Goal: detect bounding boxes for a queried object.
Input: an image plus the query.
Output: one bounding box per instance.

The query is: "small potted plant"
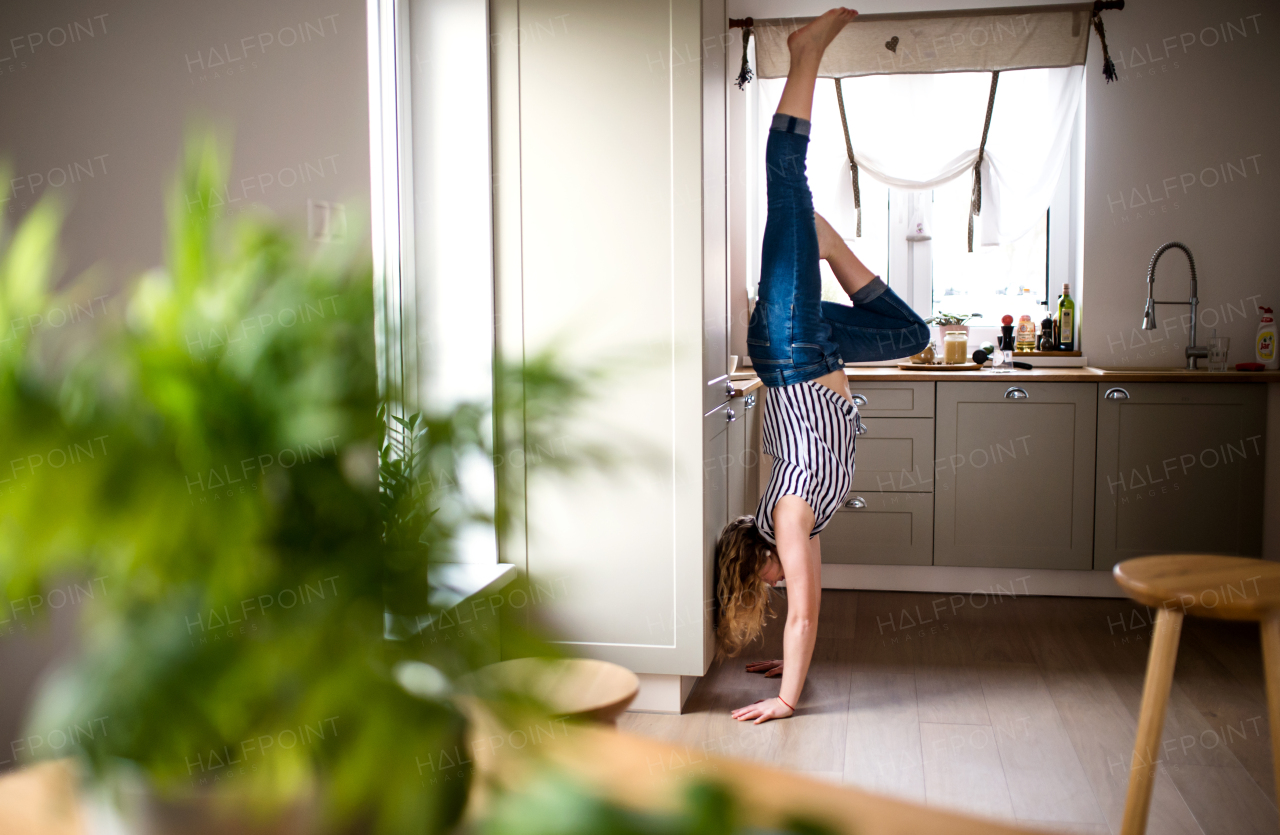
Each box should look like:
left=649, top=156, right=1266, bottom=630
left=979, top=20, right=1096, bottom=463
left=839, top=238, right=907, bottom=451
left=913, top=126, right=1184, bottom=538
left=924, top=312, right=982, bottom=346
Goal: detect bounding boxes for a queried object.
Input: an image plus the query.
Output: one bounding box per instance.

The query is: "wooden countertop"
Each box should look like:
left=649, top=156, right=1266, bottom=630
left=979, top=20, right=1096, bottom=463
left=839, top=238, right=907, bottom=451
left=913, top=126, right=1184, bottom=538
left=844, top=366, right=1280, bottom=382
left=728, top=375, right=765, bottom=396
left=4, top=728, right=1048, bottom=835
left=731, top=367, right=1280, bottom=385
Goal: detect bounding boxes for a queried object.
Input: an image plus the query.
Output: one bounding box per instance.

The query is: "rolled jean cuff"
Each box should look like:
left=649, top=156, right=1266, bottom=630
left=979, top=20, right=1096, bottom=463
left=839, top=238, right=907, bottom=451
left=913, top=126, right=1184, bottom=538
left=851, top=275, right=888, bottom=305
left=770, top=113, right=811, bottom=136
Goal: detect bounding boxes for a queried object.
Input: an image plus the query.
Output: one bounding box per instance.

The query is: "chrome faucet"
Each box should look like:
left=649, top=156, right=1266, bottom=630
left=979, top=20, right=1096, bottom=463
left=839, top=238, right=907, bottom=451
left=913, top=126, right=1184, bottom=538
left=1142, top=241, right=1207, bottom=370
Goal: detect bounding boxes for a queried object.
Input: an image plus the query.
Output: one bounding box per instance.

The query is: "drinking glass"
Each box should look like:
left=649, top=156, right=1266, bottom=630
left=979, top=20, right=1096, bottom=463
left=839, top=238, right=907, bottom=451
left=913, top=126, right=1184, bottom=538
left=1207, top=336, right=1230, bottom=371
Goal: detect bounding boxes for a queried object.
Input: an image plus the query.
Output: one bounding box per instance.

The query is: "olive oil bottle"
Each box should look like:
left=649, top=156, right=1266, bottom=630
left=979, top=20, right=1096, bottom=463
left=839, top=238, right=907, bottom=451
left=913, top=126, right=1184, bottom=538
left=1056, top=283, right=1075, bottom=351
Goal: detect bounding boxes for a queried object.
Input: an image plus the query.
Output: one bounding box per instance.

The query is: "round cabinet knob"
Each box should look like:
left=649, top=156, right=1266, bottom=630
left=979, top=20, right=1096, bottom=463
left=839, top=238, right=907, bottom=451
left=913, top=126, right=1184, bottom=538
left=1104, top=387, right=1131, bottom=400
left=744, top=393, right=756, bottom=409
left=852, top=394, right=868, bottom=407
left=846, top=496, right=867, bottom=509
left=1004, top=386, right=1029, bottom=400
left=725, top=408, right=736, bottom=423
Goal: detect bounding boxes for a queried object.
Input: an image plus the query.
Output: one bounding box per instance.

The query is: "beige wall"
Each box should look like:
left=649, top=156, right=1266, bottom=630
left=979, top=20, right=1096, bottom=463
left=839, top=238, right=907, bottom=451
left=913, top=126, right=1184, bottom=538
left=1082, top=0, right=1276, bottom=366
left=0, top=0, right=370, bottom=290
left=0, top=0, right=369, bottom=768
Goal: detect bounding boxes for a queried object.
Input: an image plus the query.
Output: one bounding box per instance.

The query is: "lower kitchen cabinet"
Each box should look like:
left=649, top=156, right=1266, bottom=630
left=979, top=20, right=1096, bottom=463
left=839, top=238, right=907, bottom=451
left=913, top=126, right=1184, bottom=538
left=1093, top=383, right=1266, bottom=570
left=820, top=491, right=933, bottom=566
left=934, top=382, right=1098, bottom=570
left=851, top=417, right=935, bottom=493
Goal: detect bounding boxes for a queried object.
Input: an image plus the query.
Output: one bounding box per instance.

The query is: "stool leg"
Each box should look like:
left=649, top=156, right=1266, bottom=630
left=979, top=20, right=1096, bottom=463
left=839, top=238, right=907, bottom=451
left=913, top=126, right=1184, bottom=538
left=1260, top=613, right=1280, bottom=817
left=1120, top=607, right=1184, bottom=835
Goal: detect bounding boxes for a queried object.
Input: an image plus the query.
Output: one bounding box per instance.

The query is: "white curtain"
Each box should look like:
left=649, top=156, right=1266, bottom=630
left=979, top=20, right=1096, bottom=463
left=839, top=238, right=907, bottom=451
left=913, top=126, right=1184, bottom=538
left=758, top=65, right=1082, bottom=246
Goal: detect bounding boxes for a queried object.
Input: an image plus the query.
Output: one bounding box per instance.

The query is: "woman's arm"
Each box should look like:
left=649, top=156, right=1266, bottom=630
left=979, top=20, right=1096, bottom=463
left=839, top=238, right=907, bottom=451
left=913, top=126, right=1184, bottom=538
left=731, top=496, right=821, bottom=724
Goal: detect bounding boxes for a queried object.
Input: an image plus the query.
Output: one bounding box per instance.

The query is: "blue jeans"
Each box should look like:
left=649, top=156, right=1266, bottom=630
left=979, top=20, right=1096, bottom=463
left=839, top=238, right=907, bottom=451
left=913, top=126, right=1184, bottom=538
left=747, top=120, right=930, bottom=388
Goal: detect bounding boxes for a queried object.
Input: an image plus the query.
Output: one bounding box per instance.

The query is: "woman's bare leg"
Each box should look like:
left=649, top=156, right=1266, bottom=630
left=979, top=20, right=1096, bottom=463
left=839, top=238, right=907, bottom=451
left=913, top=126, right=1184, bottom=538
left=815, top=211, right=875, bottom=296
left=776, top=8, right=858, bottom=121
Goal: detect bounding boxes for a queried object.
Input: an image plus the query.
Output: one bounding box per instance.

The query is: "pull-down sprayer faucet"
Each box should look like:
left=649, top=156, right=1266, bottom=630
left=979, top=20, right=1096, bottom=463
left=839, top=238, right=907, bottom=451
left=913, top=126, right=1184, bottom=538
left=1142, top=241, right=1208, bottom=370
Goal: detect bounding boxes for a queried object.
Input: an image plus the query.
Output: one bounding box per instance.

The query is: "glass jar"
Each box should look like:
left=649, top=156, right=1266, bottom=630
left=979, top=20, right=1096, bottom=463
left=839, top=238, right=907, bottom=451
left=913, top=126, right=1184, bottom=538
left=1015, top=315, right=1037, bottom=352
left=943, top=330, right=969, bottom=364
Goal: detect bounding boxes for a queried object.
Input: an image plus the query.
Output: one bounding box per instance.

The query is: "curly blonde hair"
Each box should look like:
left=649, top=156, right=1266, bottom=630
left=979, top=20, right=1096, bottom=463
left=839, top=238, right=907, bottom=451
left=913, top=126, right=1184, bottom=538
left=714, top=516, right=777, bottom=656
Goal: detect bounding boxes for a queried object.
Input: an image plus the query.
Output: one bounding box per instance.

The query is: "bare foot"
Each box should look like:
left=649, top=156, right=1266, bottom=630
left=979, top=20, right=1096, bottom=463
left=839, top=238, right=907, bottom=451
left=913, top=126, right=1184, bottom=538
left=786, top=7, right=858, bottom=64
left=814, top=211, right=845, bottom=261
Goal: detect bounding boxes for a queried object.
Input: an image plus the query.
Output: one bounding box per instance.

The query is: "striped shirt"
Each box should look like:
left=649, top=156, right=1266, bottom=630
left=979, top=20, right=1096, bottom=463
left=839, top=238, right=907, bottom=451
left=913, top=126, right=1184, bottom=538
left=755, top=380, right=858, bottom=545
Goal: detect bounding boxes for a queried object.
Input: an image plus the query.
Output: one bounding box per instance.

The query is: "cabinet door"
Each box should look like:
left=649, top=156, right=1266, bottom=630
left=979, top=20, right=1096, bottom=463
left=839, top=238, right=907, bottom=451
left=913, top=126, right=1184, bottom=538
left=821, top=492, right=933, bottom=566
left=504, top=0, right=708, bottom=676
left=1094, top=383, right=1266, bottom=570
left=851, top=418, right=935, bottom=493
left=741, top=391, right=762, bottom=516
left=703, top=403, right=731, bottom=666
left=934, top=382, right=1097, bottom=569
left=725, top=398, right=746, bottom=520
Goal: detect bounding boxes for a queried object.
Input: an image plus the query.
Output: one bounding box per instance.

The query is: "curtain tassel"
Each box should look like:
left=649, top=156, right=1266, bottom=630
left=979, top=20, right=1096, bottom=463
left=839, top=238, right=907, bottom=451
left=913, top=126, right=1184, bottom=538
left=968, top=70, right=1000, bottom=253
left=735, top=21, right=755, bottom=90
left=834, top=78, right=861, bottom=237
left=1091, top=0, right=1124, bottom=82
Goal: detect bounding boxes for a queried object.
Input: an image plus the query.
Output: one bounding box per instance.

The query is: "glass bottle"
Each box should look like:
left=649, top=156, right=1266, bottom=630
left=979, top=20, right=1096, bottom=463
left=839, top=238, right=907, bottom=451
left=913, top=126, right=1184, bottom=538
left=1015, top=315, right=1037, bottom=352
left=1057, top=283, right=1075, bottom=351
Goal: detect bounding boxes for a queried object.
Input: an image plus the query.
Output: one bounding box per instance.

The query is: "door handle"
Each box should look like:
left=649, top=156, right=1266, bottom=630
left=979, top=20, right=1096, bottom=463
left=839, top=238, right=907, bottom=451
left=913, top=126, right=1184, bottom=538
left=1004, top=386, right=1029, bottom=400
left=852, top=394, right=868, bottom=407
left=1104, top=387, right=1130, bottom=400
left=854, top=413, right=868, bottom=435
left=726, top=407, right=736, bottom=423
left=846, top=496, right=867, bottom=509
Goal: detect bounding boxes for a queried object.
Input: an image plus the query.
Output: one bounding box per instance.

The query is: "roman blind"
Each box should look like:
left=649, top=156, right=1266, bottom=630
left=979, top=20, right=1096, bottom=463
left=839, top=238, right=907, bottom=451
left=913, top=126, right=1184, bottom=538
left=733, top=2, right=1121, bottom=250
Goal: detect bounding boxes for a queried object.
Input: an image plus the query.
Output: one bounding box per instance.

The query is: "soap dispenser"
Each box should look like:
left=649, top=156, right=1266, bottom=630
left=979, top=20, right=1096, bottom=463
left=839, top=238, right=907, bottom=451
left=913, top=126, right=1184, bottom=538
left=1259, top=306, right=1278, bottom=369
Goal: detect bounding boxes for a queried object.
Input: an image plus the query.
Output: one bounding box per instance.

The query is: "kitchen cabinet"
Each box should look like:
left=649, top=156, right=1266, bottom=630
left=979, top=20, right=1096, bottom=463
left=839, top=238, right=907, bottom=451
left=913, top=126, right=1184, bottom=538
left=491, top=0, right=720, bottom=681
left=1094, top=383, right=1266, bottom=570
left=934, top=382, right=1098, bottom=570
left=851, top=418, right=936, bottom=493
left=821, top=492, right=934, bottom=566
left=726, top=391, right=761, bottom=520
left=847, top=381, right=935, bottom=418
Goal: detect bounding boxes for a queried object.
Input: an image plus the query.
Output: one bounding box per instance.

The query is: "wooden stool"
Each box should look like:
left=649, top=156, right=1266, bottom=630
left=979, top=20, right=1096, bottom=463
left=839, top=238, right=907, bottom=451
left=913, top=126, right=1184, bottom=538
left=467, top=657, right=640, bottom=725
left=1113, top=554, right=1280, bottom=835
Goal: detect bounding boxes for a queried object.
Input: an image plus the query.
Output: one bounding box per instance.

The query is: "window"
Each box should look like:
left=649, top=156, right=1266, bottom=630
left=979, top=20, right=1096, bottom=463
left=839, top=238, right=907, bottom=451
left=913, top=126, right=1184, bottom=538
left=750, top=69, right=1084, bottom=355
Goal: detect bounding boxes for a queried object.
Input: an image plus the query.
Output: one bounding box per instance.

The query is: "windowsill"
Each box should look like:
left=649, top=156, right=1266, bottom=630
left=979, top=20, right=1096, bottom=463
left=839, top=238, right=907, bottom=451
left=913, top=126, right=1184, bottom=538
left=384, top=562, right=517, bottom=640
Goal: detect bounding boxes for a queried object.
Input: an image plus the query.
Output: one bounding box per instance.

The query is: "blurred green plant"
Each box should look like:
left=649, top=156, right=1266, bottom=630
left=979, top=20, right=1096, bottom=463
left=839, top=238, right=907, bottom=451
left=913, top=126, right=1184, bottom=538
left=482, top=777, right=839, bottom=835
left=0, top=132, right=573, bottom=833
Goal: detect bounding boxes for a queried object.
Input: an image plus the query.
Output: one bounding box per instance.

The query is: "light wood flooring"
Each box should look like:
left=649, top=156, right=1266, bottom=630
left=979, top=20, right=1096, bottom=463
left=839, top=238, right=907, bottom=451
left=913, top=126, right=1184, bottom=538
left=619, top=590, right=1280, bottom=835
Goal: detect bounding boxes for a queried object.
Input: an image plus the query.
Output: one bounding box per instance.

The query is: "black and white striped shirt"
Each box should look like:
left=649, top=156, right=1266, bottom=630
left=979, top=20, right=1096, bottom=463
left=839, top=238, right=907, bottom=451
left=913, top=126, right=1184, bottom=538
left=755, top=380, right=858, bottom=545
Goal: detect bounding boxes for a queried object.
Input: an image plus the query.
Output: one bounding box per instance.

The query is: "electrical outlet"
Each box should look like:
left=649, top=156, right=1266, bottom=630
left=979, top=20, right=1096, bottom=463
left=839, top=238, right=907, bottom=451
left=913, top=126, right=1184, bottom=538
left=308, top=200, right=347, bottom=242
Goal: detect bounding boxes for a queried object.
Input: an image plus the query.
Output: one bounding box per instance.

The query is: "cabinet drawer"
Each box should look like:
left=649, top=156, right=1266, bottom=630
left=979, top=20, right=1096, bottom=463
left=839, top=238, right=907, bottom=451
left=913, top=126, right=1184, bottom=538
left=847, top=381, right=934, bottom=418
left=820, top=492, right=933, bottom=566
left=851, top=418, right=935, bottom=493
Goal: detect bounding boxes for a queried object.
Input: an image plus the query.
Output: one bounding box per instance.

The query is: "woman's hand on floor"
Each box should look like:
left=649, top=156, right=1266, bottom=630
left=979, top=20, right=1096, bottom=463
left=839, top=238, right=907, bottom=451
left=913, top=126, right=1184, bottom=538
left=731, top=697, right=795, bottom=724
left=745, top=659, right=784, bottom=677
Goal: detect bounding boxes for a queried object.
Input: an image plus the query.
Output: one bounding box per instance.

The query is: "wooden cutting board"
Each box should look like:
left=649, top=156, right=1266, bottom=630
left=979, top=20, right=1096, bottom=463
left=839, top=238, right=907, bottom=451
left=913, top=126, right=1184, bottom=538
left=898, top=362, right=981, bottom=371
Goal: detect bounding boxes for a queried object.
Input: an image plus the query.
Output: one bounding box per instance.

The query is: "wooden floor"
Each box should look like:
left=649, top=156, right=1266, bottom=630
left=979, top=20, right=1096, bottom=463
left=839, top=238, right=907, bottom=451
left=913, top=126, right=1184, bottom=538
left=619, top=590, right=1280, bottom=835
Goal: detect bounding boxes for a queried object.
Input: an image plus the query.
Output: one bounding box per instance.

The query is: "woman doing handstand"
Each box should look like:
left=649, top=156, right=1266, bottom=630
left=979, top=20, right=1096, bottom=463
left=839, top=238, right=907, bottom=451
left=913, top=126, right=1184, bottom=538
left=716, top=8, right=930, bottom=724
